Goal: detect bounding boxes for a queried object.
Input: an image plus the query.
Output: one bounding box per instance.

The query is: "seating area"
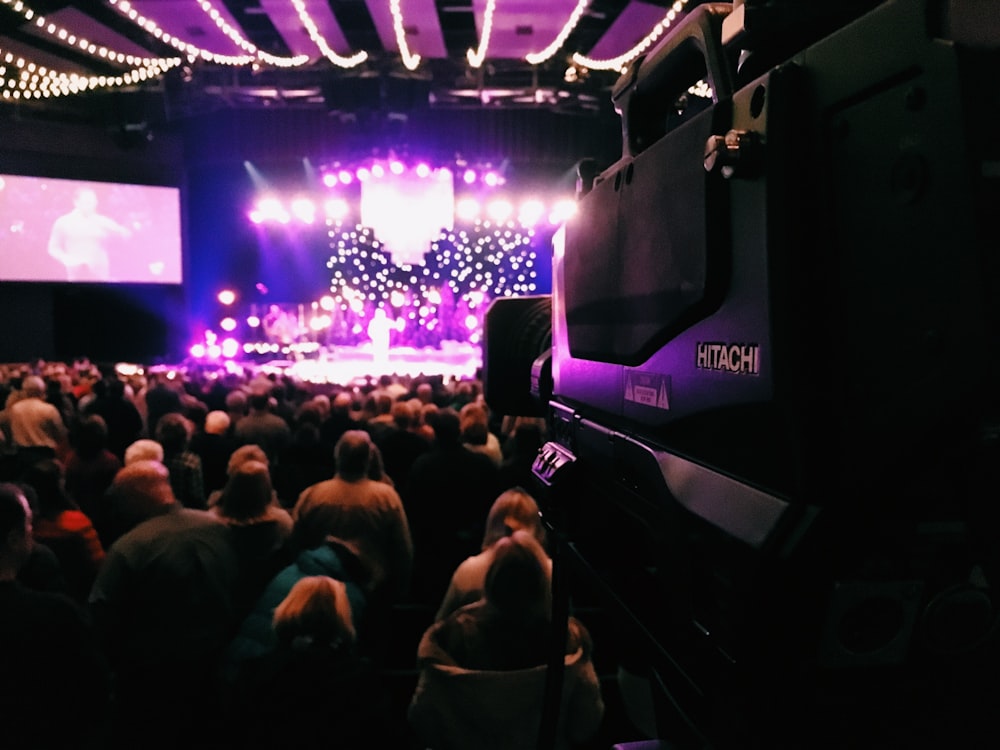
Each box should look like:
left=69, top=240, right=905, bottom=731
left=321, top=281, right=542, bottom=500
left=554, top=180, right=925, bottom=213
left=0, top=357, right=653, bottom=749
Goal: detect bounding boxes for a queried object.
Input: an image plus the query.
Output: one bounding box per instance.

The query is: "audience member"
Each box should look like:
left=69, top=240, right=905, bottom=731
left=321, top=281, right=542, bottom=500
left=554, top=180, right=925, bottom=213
left=141, top=370, right=184, bottom=439
left=235, top=392, right=292, bottom=466
left=274, top=403, right=337, bottom=507
left=293, top=430, right=413, bottom=608
left=223, top=536, right=370, bottom=679
left=0, top=482, right=110, bottom=749
left=224, top=388, right=249, bottom=435
left=89, top=460, right=240, bottom=748
left=210, top=459, right=294, bottom=616
left=190, top=409, right=237, bottom=498
left=459, top=401, right=503, bottom=466
left=123, top=437, right=163, bottom=466
left=405, top=408, right=500, bottom=602
left=225, top=575, right=391, bottom=749
left=408, top=530, right=604, bottom=750
left=319, top=390, right=361, bottom=451
left=64, top=413, right=122, bottom=525
left=435, top=487, right=548, bottom=621
left=0, top=374, right=68, bottom=467
left=377, top=400, right=430, bottom=490
left=83, top=377, right=143, bottom=462
left=22, top=458, right=105, bottom=603
left=155, top=411, right=206, bottom=509
left=498, top=416, right=545, bottom=492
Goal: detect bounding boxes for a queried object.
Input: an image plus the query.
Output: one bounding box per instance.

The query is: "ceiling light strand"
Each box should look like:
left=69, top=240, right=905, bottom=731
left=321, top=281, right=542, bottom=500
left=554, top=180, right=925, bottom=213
left=467, top=0, right=497, bottom=68
left=572, top=0, right=690, bottom=72
left=0, top=44, right=181, bottom=100
left=525, top=0, right=589, bottom=65
left=108, top=0, right=255, bottom=66
left=194, top=0, right=309, bottom=67
left=0, top=0, right=176, bottom=68
left=390, top=0, right=421, bottom=71
left=290, top=0, right=368, bottom=68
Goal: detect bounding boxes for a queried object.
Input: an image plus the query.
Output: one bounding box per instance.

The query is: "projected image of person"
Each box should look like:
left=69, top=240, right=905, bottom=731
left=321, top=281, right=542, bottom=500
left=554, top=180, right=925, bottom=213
left=47, top=187, right=132, bottom=281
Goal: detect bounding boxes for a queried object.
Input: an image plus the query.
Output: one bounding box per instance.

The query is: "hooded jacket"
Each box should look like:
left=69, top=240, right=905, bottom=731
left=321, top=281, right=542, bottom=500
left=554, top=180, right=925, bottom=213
left=408, top=602, right=604, bottom=750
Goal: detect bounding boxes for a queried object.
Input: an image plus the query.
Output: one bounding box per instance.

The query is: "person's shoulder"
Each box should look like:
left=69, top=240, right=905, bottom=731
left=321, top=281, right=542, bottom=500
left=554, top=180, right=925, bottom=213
left=1, top=580, right=87, bottom=627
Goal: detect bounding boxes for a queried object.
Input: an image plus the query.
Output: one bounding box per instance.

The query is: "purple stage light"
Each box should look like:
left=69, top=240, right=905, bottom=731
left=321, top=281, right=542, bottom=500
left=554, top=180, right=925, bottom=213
left=322, top=173, right=338, bottom=188
left=338, top=169, right=353, bottom=185
left=463, top=169, right=476, bottom=184
left=371, top=164, right=385, bottom=179
left=389, top=160, right=405, bottom=175
left=356, top=167, right=371, bottom=181
left=483, top=171, right=500, bottom=187
left=220, top=317, right=237, bottom=332
left=217, top=289, right=236, bottom=305
left=189, top=343, right=206, bottom=358
left=221, top=338, right=239, bottom=358
left=415, top=163, right=431, bottom=178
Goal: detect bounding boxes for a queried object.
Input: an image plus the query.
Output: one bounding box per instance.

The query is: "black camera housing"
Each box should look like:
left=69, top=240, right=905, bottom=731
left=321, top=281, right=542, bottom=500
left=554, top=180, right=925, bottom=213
left=484, top=1, right=1000, bottom=747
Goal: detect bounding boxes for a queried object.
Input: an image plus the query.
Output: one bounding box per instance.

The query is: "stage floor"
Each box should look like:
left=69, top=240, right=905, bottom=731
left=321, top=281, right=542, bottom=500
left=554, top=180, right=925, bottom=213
left=255, top=341, right=483, bottom=385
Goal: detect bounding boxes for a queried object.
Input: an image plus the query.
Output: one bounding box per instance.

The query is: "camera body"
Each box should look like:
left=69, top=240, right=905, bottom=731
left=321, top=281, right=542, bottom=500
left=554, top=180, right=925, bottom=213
left=485, top=1, right=999, bottom=746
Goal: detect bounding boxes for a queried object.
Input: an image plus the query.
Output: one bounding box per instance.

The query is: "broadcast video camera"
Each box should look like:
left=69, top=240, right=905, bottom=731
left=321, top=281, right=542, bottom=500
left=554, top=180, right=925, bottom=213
left=484, top=1, right=999, bottom=747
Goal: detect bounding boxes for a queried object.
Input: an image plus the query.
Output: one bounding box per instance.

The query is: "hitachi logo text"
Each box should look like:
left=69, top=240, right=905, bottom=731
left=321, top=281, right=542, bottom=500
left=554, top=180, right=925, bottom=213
left=696, top=342, right=760, bottom=375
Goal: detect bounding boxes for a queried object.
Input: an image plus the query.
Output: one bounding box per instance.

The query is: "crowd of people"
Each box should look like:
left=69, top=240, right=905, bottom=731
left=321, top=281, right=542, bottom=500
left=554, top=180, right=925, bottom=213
left=0, top=357, right=608, bottom=749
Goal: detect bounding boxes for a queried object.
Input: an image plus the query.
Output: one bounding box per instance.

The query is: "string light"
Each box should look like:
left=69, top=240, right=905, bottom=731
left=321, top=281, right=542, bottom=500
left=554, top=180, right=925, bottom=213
left=0, top=44, right=181, bottom=99
left=0, top=0, right=176, bottom=68
left=108, top=0, right=255, bottom=66
left=289, top=0, right=368, bottom=68
left=389, top=0, right=420, bottom=71
left=467, top=0, right=497, bottom=68
left=194, top=0, right=309, bottom=67
left=573, top=0, right=690, bottom=72
left=525, top=0, right=589, bottom=65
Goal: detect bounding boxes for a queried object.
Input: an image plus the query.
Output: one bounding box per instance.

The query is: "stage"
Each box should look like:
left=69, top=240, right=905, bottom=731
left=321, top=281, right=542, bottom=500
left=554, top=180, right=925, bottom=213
left=250, top=341, right=483, bottom=385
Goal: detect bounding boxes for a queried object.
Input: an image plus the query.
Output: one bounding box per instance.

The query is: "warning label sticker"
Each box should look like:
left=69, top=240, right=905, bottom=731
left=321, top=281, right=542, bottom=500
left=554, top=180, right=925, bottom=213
left=625, top=372, right=671, bottom=410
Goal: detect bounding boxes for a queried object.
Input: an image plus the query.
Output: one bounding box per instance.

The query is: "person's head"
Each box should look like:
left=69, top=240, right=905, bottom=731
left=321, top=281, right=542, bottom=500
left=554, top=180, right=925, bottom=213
left=155, top=412, right=193, bottom=455
left=204, top=410, right=231, bottom=436
left=311, top=394, right=331, bottom=420
left=248, top=393, right=271, bottom=413
left=73, top=187, right=98, bottom=214
left=22, top=459, right=74, bottom=518
left=225, top=389, right=248, bottom=415
left=21, top=375, right=45, bottom=399
left=331, top=391, right=353, bottom=415
left=374, top=393, right=393, bottom=417
left=272, top=575, right=355, bottom=649
left=0, top=483, right=33, bottom=578
left=484, top=529, right=552, bottom=621
left=430, top=408, right=461, bottom=447
left=108, top=460, right=175, bottom=530
left=296, top=402, right=323, bottom=429
left=459, top=402, right=490, bottom=446
left=218, top=460, right=273, bottom=521
left=71, top=413, right=109, bottom=460
left=226, top=444, right=269, bottom=476
left=416, top=382, right=433, bottom=405
left=391, top=400, right=414, bottom=430
left=481, top=488, right=545, bottom=550
left=334, top=430, right=373, bottom=481
left=124, top=438, right=164, bottom=466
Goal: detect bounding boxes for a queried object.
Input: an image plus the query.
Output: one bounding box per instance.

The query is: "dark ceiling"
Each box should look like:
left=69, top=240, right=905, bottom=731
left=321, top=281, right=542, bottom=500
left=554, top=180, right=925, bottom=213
left=0, top=0, right=694, bottom=124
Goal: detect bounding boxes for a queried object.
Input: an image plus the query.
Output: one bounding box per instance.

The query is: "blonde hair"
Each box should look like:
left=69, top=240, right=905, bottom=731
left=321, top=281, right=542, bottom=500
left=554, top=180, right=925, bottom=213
left=218, top=460, right=273, bottom=522
left=481, top=487, right=545, bottom=550
left=273, top=576, right=355, bottom=648
left=484, top=530, right=552, bottom=620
